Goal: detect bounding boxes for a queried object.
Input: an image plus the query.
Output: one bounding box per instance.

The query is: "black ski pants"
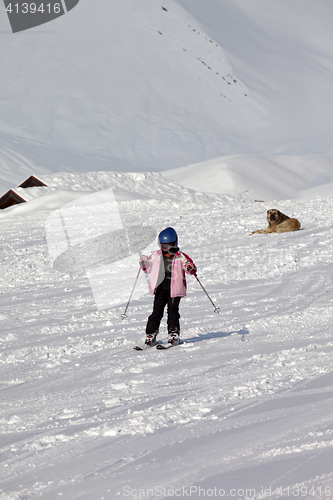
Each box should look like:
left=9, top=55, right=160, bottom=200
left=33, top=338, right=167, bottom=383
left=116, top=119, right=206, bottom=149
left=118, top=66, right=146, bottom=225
left=146, top=279, right=181, bottom=336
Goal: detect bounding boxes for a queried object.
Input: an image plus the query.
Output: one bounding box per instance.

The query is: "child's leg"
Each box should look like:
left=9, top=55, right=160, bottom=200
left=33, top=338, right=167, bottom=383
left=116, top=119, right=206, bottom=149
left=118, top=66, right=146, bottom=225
left=167, top=297, right=181, bottom=336
left=146, top=284, right=169, bottom=336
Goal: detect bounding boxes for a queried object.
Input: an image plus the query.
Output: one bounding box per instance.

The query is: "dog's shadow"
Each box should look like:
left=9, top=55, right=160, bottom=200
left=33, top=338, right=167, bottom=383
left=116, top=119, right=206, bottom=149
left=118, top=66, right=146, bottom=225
left=185, top=326, right=250, bottom=344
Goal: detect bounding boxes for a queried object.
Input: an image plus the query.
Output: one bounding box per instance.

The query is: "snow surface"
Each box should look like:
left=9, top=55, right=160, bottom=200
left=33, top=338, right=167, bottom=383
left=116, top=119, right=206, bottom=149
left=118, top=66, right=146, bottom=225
left=1, top=0, right=333, bottom=499
left=1, top=170, right=333, bottom=499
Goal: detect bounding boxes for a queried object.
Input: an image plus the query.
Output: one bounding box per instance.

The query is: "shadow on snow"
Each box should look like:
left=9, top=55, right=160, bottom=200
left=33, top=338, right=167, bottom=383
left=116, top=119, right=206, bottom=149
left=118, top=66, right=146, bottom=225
left=184, top=326, right=250, bottom=344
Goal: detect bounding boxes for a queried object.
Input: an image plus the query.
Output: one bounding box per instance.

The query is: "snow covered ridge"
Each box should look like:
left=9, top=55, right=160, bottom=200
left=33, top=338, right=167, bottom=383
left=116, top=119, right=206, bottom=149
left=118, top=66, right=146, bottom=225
left=41, top=171, right=232, bottom=202
left=2, top=153, right=333, bottom=220
left=163, top=154, right=333, bottom=200
left=0, top=170, right=234, bottom=219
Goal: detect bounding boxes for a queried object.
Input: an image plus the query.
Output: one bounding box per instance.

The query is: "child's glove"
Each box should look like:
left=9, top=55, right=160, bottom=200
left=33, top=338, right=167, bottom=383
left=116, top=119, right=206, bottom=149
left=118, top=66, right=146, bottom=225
left=139, top=255, right=148, bottom=266
left=139, top=255, right=149, bottom=270
left=185, top=261, right=197, bottom=275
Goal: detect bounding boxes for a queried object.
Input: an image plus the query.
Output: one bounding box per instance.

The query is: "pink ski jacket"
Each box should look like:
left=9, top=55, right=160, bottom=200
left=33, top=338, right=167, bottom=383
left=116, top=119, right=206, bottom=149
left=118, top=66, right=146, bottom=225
left=140, top=249, right=196, bottom=297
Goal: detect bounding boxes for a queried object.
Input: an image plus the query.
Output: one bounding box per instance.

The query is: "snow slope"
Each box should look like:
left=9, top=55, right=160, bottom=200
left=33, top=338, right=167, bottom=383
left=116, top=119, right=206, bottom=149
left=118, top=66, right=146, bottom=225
left=162, top=154, right=333, bottom=200
left=1, top=170, right=333, bottom=499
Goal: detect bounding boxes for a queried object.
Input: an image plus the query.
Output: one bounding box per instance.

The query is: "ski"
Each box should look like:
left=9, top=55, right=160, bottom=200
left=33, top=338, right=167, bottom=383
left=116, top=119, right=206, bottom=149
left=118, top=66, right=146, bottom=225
left=133, top=340, right=162, bottom=350
left=134, top=340, right=182, bottom=351
left=133, top=343, right=156, bottom=351
left=156, top=340, right=182, bottom=350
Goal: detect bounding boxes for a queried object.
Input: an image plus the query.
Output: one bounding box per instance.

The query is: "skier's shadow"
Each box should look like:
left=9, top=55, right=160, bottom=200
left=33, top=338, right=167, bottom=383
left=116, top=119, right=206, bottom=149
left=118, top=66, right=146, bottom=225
left=185, top=326, right=250, bottom=343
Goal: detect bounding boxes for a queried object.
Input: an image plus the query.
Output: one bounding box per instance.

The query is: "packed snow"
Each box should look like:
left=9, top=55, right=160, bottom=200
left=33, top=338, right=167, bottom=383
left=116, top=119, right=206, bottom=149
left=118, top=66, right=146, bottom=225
left=1, top=168, right=333, bottom=499
left=1, top=1, right=333, bottom=499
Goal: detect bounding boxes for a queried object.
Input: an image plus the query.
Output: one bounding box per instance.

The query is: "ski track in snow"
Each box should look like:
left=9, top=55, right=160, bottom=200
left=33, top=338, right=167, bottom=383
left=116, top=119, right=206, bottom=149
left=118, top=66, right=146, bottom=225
left=1, top=181, right=333, bottom=499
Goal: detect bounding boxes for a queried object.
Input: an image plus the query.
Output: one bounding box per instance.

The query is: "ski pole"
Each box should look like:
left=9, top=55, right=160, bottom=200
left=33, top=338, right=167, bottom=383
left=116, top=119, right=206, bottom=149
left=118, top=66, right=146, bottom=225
left=121, top=267, right=141, bottom=320
left=193, top=274, right=220, bottom=313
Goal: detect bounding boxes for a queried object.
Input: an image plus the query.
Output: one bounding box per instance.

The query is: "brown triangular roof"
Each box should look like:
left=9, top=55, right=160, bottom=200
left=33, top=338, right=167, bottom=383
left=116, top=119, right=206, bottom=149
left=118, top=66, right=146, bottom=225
left=18, top=175, right=47, bottom=189
left=0, top=189, right=26, bottom=210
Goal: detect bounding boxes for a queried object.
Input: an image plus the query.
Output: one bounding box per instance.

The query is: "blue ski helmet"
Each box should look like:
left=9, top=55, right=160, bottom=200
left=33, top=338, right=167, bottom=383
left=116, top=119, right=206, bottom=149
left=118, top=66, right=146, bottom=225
left=158, top=227, right=178, bottom=247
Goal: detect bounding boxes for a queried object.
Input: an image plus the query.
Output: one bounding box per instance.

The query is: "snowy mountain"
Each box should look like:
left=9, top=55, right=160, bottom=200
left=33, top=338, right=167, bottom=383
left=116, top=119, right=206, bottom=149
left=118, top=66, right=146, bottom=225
left=1, top=0, right=333, bottom=193
left=1, top=1, right=333, bottom=499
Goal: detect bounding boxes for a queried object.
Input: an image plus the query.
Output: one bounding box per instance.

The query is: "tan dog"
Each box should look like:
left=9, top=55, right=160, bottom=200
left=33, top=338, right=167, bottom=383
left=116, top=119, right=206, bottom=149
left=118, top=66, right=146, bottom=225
left=252, top=209, right=301, bottom=234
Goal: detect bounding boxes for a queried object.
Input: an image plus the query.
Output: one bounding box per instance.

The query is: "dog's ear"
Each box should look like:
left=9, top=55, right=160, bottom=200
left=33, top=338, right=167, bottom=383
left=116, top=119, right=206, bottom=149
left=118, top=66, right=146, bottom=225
left=277, top=210, right=281, bottom=216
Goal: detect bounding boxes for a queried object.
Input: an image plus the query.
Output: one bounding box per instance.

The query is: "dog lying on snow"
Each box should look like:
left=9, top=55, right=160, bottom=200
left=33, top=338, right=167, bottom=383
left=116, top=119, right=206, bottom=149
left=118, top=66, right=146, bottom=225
left=252, top=209, right=301, bottom=234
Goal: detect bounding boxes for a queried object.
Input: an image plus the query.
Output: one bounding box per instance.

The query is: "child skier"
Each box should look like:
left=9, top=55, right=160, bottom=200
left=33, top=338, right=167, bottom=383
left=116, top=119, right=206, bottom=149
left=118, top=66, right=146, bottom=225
left=139, top=227, right=197, bottom=346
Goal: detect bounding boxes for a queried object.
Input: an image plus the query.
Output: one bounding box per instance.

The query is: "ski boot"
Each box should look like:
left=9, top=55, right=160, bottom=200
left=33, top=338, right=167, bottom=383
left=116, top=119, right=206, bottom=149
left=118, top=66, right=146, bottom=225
left=168, top=328, right=180, bottom=346
left=145, top=331, right=158, bottom=346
